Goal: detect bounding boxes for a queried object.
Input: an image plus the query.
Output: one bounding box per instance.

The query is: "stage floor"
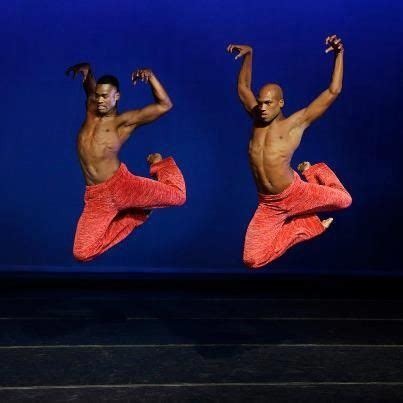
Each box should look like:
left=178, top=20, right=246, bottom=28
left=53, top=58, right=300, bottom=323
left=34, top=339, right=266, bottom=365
left=0, top=276, right=403, bottom=402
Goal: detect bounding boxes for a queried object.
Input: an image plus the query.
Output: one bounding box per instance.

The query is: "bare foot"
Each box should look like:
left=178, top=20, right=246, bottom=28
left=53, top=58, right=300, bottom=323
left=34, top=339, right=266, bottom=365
left=322, top=217, right=333, bottom=229
left=147, top=153, right=163, bottom=165
left=297, top=161, right=311, bottom=173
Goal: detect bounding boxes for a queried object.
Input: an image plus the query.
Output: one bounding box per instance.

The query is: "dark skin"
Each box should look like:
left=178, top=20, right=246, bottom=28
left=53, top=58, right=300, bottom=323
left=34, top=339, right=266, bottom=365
left=227, top=35, right=344, bottom=195
left=65, top=63, right=172, bottom=185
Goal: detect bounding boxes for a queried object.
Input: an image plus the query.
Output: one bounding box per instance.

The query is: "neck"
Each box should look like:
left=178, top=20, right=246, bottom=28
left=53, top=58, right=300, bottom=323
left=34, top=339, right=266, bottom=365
left=257, top=110, right=285, bottom=128
left=97, top=107, right=118, bottom=118
left=273, top=111, right=285, bottom=122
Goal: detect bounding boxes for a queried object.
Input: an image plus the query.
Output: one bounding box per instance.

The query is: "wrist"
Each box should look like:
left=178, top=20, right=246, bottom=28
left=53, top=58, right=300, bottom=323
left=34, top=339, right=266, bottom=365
left=148, top=73, right=157, bottom=84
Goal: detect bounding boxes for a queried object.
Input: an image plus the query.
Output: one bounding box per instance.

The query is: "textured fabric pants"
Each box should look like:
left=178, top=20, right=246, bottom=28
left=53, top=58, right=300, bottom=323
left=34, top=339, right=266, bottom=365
left=73, top=157, right=186, bottom=261
left=243, top=163, right=352, bottom=269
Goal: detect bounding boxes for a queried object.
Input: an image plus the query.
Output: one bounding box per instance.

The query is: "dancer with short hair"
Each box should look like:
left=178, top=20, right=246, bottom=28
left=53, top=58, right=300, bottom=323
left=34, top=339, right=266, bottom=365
left=66, top=63, right=186, bottom=261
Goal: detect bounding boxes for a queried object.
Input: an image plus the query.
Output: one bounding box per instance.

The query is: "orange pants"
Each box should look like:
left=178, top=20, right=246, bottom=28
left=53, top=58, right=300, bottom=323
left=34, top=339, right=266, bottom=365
left=73, top=157, right=186, bottom=261
left=243, top=163, right=352, bottom=269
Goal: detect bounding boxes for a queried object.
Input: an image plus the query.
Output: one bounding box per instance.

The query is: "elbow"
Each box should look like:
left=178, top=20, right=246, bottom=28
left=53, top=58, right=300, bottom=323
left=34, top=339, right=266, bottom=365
left=163, top=99, right=173, bottom=112
left=157, top=100, right=173, bottom=116
left=238, top=83, right=251, bottom=94
left=237, top=86, right=251, bottom=102
left=329, top=85, right=342, bottom=96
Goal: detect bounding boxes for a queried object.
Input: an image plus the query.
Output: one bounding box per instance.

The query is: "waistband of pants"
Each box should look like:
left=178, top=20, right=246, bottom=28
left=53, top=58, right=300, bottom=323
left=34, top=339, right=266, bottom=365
left=258, top=171, right=301, bottom=203
left=85, top=163, right=129, bottom=196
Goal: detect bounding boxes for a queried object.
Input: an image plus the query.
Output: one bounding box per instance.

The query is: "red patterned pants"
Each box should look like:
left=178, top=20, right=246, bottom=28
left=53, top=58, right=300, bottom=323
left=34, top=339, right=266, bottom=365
left=243, top=163, right=352, bottom=269
left=73, top=157, right=186, bottom=261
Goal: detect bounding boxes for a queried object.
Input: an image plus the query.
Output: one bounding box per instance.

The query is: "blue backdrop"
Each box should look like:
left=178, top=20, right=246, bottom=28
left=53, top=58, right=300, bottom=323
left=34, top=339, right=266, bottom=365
left=1, top=0, right=402, bottom=274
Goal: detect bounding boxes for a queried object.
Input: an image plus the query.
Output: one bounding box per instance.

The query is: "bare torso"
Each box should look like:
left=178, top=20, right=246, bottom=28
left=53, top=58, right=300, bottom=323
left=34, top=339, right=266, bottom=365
left=67, top=66, right=172, bottom=185
left=77, top=112, right=130, bottom=185
left=249, top=116, right=304, bottom=195
left=229, top=39, right=344, bottom=195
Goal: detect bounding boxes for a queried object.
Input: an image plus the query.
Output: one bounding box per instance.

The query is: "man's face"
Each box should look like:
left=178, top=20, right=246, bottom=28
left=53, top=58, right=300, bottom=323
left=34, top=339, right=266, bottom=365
left=95, top=84, right=120, bottom=114
left=256, top=89, right=284, bottom=123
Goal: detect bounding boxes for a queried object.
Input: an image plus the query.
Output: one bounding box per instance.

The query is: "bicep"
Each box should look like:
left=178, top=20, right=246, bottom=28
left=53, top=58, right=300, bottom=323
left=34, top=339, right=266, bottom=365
left=86, top=95, right=97, bottom=114
left=120, top=104, right=169, bottom=128
left=301, top=89, right=337, bottom=128
left=238, top=87, right=257, bottom=115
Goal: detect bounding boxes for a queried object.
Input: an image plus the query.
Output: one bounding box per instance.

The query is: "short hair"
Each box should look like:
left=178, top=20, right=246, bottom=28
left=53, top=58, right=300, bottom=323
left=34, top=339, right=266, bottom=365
left=97, top=75, right=120, bottom=91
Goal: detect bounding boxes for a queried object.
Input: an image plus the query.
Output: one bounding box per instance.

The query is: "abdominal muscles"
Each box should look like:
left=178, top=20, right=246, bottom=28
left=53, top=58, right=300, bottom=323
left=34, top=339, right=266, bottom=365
left=77, top=128, right=122, bottom=185
left=248, top=133, right=299, bottom=194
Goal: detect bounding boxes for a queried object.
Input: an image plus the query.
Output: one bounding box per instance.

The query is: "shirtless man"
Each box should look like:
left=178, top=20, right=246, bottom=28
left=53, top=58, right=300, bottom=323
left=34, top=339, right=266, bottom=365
left=227, top=35, right=352, bottom=268
left=66, top=63, right=186, bottom=261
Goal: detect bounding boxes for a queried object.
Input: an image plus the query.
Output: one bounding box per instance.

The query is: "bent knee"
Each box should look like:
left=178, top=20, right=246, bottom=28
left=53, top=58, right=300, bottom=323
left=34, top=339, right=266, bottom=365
left=243, top=251, right=268, bottom=270
left=73, top=245, right=96, bottom=262
left=340, top=192, right=352, bottom=209
left=176, top=191, right=187, bottom=206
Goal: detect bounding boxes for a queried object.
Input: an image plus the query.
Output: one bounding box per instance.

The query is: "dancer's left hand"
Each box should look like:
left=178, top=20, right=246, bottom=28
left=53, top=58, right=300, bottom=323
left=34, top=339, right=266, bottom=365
left=325, top=35, right=344, bottom=54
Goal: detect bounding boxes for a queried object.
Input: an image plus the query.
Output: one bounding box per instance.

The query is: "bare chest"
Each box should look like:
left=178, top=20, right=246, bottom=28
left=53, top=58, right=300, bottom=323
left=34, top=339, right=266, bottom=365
left=78, top=118, right=121, bottom=152
left=250, top=125, right=295, bottom=152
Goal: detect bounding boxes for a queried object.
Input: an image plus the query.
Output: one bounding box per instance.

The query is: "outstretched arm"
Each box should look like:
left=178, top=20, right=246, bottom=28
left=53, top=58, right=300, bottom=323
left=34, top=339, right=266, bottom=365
left=227, top=44, right=257, bottom=115
left=65, top=62, right=96, bottom=110
left=118, top=69, right=173, bottom=130
left=295, top=35, right=344, bottom=129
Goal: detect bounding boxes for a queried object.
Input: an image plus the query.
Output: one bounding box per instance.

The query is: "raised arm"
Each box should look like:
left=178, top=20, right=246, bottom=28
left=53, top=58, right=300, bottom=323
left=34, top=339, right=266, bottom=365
left=227, top=44, right=257, bottom=115
left=295, top=35, right=344, bottom=129
left=65, top=62, right=96, bottom=110
left=118, top=69, right=173, bottom=130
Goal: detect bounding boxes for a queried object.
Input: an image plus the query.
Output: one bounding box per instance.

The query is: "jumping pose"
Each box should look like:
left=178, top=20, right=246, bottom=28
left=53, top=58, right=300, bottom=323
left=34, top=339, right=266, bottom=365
left=227, top=36, right=352, bottom=268
left=66, top=64, right=186, bottom=261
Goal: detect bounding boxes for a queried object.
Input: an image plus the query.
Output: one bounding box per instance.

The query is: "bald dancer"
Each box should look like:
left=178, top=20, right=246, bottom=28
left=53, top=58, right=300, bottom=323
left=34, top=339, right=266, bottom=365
left=66, top=63, right=186, bottom=261
left=227, top=36, right=352, bottom=268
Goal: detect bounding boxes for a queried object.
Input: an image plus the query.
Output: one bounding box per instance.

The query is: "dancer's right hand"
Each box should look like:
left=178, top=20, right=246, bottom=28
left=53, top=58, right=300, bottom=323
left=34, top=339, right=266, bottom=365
left=226, top=44, right=253, bottom=60
left=65, top=63, right=91, bottom=79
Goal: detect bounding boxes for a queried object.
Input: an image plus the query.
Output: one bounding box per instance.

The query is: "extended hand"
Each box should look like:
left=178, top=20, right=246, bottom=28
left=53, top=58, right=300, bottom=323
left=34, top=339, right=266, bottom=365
left=131, top=68, right=154, bottom=85
left=227, top=44, right=252, bottom=60
left=65, top=62, right=91, bottom=79
left=325, top=35, right=344, bottom=54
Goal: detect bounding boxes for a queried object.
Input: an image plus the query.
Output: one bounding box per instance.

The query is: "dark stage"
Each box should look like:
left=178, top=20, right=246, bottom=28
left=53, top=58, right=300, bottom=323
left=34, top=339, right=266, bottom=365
left=1, top=275, right=403, bottom=402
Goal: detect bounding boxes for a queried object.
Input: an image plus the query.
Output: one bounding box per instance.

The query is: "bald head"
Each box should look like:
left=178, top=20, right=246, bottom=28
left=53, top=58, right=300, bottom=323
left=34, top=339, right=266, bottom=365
left=258, top=83, right=284, bottom=101
left=256, top=83, right=285, bottom=124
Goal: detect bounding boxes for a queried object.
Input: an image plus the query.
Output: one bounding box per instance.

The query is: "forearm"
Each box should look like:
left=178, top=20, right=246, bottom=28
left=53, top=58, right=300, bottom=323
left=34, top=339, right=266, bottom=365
left=227, top=44, right=256, bottom=112
left=299, top=36, right=344, bottom=126
left=82, top=68, right=96, bottom=97
left=238, top=52, right=253, bottom=93
left=329, top=51, right=343, bottom=95
left=148, top=74, right=173, bottom=109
